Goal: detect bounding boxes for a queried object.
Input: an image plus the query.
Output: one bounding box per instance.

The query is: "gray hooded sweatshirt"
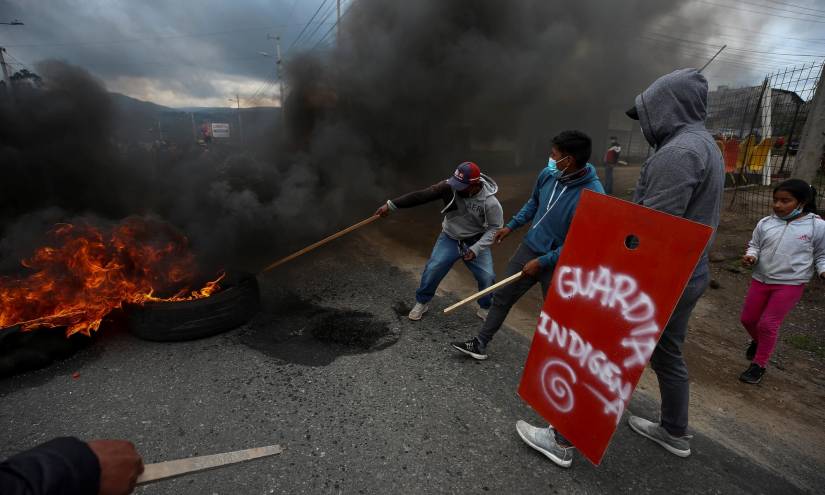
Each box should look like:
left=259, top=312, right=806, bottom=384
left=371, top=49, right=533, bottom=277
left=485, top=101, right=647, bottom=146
left=632, top=68, right=725, bottom=277
left=746, top=213, right=825, bottom=285
left=388, top=174, right=503, bottom=256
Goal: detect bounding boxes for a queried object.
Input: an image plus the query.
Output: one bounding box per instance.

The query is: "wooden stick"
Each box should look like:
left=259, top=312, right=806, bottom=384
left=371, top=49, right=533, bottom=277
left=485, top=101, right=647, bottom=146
left=260, top=215, right=381, bottom=273
left=137, top=444, right=283, bottom=485
left=443, top=272, right=525, bottom=314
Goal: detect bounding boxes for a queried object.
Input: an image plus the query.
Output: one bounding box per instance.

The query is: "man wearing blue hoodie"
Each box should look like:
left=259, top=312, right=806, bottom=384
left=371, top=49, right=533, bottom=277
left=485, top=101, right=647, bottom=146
left=451, top=131, right=603, bottom=360
left=516, top=69, right=724, bottom=468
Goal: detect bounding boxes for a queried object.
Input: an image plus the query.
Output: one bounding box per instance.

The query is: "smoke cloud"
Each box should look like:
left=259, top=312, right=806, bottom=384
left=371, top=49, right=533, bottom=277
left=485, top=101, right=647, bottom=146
left=1, top=0, right=711, bottom=274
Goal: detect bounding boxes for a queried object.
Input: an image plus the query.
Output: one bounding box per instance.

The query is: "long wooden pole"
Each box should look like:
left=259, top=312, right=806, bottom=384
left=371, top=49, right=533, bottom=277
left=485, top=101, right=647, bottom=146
left=260, top=215, right=381, bottom=273
left=443, top=272, right=524, bottom=314
left=137, top=444, right=283, bottom=485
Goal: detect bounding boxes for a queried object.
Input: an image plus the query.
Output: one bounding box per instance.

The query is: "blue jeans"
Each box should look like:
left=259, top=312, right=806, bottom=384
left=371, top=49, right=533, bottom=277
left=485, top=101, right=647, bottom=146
left=415, top=232, right=496, bottom=309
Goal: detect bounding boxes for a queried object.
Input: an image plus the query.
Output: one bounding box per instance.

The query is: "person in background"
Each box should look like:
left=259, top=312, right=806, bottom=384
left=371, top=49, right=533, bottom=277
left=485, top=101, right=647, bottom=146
left=516, top=68, right=723, bottom=467
left=450, top=130, right=603, bottom=361
left=740, top=179, right=824, bottom=384
left=375, top=161, right=503, bottom=321
left=0, top=437, right=143, bottom=495
left=603, top=136, right=621, bottom=194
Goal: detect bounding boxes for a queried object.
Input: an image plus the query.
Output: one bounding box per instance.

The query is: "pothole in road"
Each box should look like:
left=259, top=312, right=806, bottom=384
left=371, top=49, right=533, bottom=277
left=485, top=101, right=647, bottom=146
left=239, top=290, right=399, bottom=366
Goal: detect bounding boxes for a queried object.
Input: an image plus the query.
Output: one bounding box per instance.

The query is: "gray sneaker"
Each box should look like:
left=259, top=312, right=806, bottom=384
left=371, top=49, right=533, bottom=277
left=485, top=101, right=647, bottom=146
left=515, top=420, right=573, bottom=468
left=476, top=307, right=489, bottom=321
left=628, top=415, right=692, bottom=457
left=407, top=302, right=429, bottom=321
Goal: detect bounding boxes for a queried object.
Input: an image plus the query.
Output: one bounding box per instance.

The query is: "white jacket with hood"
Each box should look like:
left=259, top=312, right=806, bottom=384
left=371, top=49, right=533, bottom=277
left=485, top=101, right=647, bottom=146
left=746, top=212, right=825, bottom=285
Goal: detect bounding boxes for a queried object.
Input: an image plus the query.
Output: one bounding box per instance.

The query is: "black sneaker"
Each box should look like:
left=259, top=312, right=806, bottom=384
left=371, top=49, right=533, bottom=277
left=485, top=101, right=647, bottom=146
left=451, top=338, right=488, bottom=360
left=745, top=340, right=757, bottom=361
left=739, top=363, right=766, bottom=384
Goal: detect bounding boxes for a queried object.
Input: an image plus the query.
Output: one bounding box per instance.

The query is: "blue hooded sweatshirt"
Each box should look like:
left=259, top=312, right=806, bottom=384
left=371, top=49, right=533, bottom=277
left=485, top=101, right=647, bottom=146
left=505, top=164, right=604, bottom=269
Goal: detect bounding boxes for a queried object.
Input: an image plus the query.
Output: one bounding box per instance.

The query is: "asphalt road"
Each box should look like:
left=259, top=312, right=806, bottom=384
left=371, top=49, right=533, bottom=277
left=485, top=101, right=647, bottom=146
left=0, top=238, right=805, bottom=494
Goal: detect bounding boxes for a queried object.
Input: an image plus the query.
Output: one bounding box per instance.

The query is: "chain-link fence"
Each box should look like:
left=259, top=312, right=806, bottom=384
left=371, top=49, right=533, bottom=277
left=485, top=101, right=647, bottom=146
left=705, top=61, right=824, bottom=221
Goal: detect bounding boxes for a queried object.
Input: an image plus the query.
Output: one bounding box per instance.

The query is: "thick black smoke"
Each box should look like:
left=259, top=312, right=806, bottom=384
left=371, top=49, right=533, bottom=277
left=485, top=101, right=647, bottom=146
left=291, top=0, right=706, bottom=178
left=1, top=0, right=709, bottom=273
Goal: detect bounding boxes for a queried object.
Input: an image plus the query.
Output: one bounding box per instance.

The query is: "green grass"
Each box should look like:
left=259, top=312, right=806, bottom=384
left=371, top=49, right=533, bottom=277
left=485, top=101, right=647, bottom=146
left=786, top=334, right=825, bottom=359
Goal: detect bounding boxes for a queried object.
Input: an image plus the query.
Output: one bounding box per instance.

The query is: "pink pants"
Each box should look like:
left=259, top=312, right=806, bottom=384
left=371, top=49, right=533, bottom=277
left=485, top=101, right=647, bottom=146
left=740, top=279, right=805, bottom=367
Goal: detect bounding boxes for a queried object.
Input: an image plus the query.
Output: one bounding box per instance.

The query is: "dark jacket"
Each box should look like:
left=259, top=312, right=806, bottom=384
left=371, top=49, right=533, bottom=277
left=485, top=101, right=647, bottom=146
left=0, top=437, right=100, bottom=495
left=631, top=68, right=725, bottom=276
left=388, top=174, right=504, bottom=256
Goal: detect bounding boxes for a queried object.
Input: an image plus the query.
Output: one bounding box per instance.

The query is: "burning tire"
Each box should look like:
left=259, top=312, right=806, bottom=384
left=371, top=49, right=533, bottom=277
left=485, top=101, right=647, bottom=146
left=0, top=326, right=94, bottom=378
left=125, top=271, right=261, bottom=342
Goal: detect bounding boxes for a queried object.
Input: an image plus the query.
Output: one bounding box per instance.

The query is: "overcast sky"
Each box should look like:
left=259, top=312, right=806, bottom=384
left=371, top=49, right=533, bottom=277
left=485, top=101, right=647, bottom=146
left=1, top=0, right=824, bottom=108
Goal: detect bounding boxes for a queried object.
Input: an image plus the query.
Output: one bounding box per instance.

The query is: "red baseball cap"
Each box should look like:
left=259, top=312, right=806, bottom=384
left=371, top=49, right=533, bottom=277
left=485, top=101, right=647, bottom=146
left=447, top=161, right=481, bottom=191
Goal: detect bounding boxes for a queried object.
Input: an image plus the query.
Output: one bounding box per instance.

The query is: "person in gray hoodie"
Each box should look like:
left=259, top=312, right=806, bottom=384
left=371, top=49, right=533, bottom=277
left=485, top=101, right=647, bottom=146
left=624, top=68, right=725, bottom=457
left=516, top=69, right=724, bottom=467
left=375, top=161, right=503, bottom=321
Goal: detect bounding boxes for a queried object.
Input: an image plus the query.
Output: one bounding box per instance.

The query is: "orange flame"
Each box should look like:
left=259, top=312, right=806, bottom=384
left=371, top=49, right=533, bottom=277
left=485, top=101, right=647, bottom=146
left=0, top=218, right=223, bottom=337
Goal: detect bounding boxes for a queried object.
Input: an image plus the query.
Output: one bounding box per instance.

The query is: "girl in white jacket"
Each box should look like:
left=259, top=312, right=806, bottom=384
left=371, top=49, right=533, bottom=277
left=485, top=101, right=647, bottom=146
left=739, top=179, right=825, bottom=384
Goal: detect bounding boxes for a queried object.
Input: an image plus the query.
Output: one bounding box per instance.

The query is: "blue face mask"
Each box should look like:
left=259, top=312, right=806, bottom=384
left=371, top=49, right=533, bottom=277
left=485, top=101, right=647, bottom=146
left=779, top=206, right=803, bottom=220
left=547, top=156, right=569, bottom=174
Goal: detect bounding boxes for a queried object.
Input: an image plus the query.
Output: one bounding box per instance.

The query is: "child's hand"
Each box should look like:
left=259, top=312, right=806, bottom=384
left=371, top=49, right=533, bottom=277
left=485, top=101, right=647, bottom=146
left=742, top=255, right=757, bottom=266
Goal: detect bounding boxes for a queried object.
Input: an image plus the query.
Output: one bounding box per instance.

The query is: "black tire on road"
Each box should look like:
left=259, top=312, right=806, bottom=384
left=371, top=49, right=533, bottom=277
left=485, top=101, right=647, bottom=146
left=125, top=271, right=261, bottom=342
left=0, top=326, right=94, bottom=378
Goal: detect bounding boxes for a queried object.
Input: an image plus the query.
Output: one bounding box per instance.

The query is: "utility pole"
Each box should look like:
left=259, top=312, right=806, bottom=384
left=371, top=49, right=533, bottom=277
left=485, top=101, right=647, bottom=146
left=235, top=94, right=243, bottom=146
left=266, top=33, right=287, bottom=139
left=793, top=64, right=825, bottom=184
left=0, top=47, right=12, bottom=89
left=267, top=34, right=286, bottom=109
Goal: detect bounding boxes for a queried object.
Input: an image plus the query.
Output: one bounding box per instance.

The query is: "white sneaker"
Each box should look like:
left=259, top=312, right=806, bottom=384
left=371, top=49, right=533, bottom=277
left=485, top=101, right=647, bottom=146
left=476, top=308, right=489, bottom=321
left=408, top=302, right=429, bottom=321
left=515, top=420, right=573, bottom=468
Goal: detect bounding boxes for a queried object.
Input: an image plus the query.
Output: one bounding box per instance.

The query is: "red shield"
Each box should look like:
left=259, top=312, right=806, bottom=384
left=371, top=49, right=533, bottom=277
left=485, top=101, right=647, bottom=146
left=517, top=190, right=713, bottom=465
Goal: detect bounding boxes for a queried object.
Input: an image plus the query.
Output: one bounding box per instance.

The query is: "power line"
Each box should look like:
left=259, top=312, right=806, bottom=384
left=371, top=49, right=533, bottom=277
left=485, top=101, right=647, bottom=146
left=700, top=21, right=825, bottom=41
left=644, top=31, right=825, bottom=57
left=247, top=74, right=280, bottom=106
left=300, top=1, right=339, bottom=48
left=657, top=23, right=825, bottom=49
left=246, top=67, right=279, bottom=106
left=3, top=50, right=32, bottom=71
left=637, top=35, right=815, bottom=67
left=696, top=0, right=825, bottom=23
left=728, top=0, right=825, bottom=17
left=635, top=36, right=806, bottom=72
left=288, top=0, right=332, bottom=53
left=246, top=81, right=279, bottom=107
left=311, top=1, right=355, bottom=51
left=757, top=0, right=825, bottom=14
left=312, top=23, right=338, bottom=51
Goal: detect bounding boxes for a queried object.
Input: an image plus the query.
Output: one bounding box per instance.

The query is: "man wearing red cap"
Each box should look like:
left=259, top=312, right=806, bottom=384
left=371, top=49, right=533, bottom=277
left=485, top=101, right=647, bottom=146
left=375, top=162, right=504, bottom=321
